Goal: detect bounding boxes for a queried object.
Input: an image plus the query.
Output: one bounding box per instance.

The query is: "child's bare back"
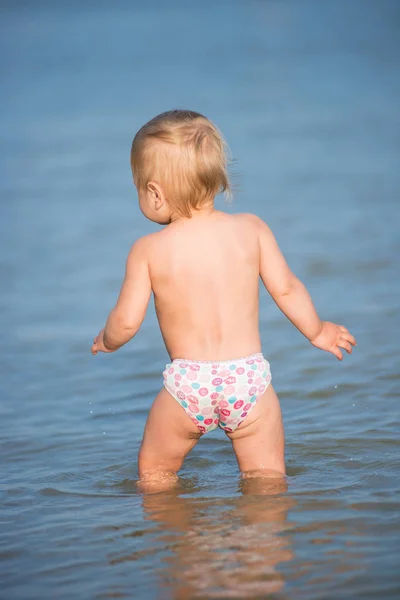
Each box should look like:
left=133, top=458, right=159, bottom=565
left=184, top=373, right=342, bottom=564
left=145, top=210, right=262, bottom=360
left=91, top=110, right=356, bottom=491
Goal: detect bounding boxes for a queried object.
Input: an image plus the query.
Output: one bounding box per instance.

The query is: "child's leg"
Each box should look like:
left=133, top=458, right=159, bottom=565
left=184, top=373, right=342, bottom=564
left=226, top=385, right=286, bottom=478
left=138, top=387, right=202, bottom=491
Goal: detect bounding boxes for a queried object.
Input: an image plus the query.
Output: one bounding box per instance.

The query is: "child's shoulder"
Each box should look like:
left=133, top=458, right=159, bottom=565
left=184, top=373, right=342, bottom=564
left=126, top=231, right=163, bottom=262
left=232, top=212, right=268, bottom=231
left=231, top=213, right=276, bottom=248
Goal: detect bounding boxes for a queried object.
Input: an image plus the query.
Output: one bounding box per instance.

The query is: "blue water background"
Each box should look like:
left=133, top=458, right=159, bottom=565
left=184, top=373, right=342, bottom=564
left=1, top=1, right=399, bottom=598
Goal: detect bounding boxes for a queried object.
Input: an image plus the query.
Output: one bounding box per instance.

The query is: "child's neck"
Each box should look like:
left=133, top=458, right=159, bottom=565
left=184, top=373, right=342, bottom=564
left=170, top=202, right=216, bottom=222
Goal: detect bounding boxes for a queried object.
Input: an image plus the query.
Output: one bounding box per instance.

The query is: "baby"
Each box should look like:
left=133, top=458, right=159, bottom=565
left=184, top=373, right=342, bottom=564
left=91, top=110, right=356, bottom=487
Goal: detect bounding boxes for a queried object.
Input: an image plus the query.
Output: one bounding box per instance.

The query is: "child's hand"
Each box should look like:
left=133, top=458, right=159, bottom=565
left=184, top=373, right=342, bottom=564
left=310, top=321, right=356, bottom=360
left=91, top=329, right=113, bottom=355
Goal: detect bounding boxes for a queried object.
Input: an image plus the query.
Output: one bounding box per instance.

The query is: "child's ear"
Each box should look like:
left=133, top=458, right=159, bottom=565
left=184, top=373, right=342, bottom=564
left=147, top=182, right=165, bottom=210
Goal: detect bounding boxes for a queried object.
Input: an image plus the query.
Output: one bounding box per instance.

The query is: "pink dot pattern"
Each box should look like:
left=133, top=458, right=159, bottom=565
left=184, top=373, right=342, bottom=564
left=163, top=353, right=271, bottom=434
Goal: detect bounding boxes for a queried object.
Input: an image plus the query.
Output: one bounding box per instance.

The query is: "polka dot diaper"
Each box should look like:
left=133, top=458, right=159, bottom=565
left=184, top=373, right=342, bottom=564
left=163, top=353, right=271, bottom=434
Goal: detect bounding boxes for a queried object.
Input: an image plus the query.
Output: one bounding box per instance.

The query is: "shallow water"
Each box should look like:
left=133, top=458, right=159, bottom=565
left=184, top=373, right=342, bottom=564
left=1, top=0, right=400, bottom=598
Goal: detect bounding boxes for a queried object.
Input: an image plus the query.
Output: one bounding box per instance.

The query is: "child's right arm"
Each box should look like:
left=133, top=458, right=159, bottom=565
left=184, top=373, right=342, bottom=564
left=252, top=215, right=356, bottom=360
left=91, top=236, right=152, bottom=355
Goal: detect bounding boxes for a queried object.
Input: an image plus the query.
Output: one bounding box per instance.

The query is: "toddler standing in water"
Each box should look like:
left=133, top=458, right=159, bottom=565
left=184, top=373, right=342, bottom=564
left=91, top=110, right=356, bottom=487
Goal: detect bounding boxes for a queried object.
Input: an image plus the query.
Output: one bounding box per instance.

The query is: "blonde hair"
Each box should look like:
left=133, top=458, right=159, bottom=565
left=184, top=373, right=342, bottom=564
left=131, top=110, right=231, bottom=217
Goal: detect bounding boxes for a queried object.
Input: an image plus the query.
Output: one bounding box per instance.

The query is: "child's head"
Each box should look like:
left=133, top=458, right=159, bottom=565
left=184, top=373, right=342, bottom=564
left=131, top=110, right=230, bottom=222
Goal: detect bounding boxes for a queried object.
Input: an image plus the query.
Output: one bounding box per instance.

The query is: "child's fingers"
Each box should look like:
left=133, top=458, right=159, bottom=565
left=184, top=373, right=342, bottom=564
left=342, top=332, right=356, bottom=346
left=339, top=339, right=353, bottom=354
left=91, top=343, right=98, bottom=355
left=331, top=346, right=343, bottom=360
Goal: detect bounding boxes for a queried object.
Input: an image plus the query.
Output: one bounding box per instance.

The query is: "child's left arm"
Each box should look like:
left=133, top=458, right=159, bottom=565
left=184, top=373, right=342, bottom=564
left=91, top=238, right=152, bottom=354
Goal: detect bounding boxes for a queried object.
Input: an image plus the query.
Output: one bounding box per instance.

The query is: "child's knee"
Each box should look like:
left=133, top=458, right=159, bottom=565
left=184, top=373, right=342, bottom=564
left=138, top=468, right=179, bottom=484
left=240, top=469, right=288, bottom=494
left=137, top=469, right=179, bottom=493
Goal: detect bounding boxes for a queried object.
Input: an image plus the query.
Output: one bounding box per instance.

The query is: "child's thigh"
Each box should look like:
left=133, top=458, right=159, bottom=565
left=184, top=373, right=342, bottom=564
left=138, top=387, right=201, bottom=477
left=226, top=385, right=286, bottom=476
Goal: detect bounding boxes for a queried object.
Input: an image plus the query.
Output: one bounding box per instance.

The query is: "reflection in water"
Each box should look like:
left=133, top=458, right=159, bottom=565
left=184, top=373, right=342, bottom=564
left=139, top=477, right=294, bottom=599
